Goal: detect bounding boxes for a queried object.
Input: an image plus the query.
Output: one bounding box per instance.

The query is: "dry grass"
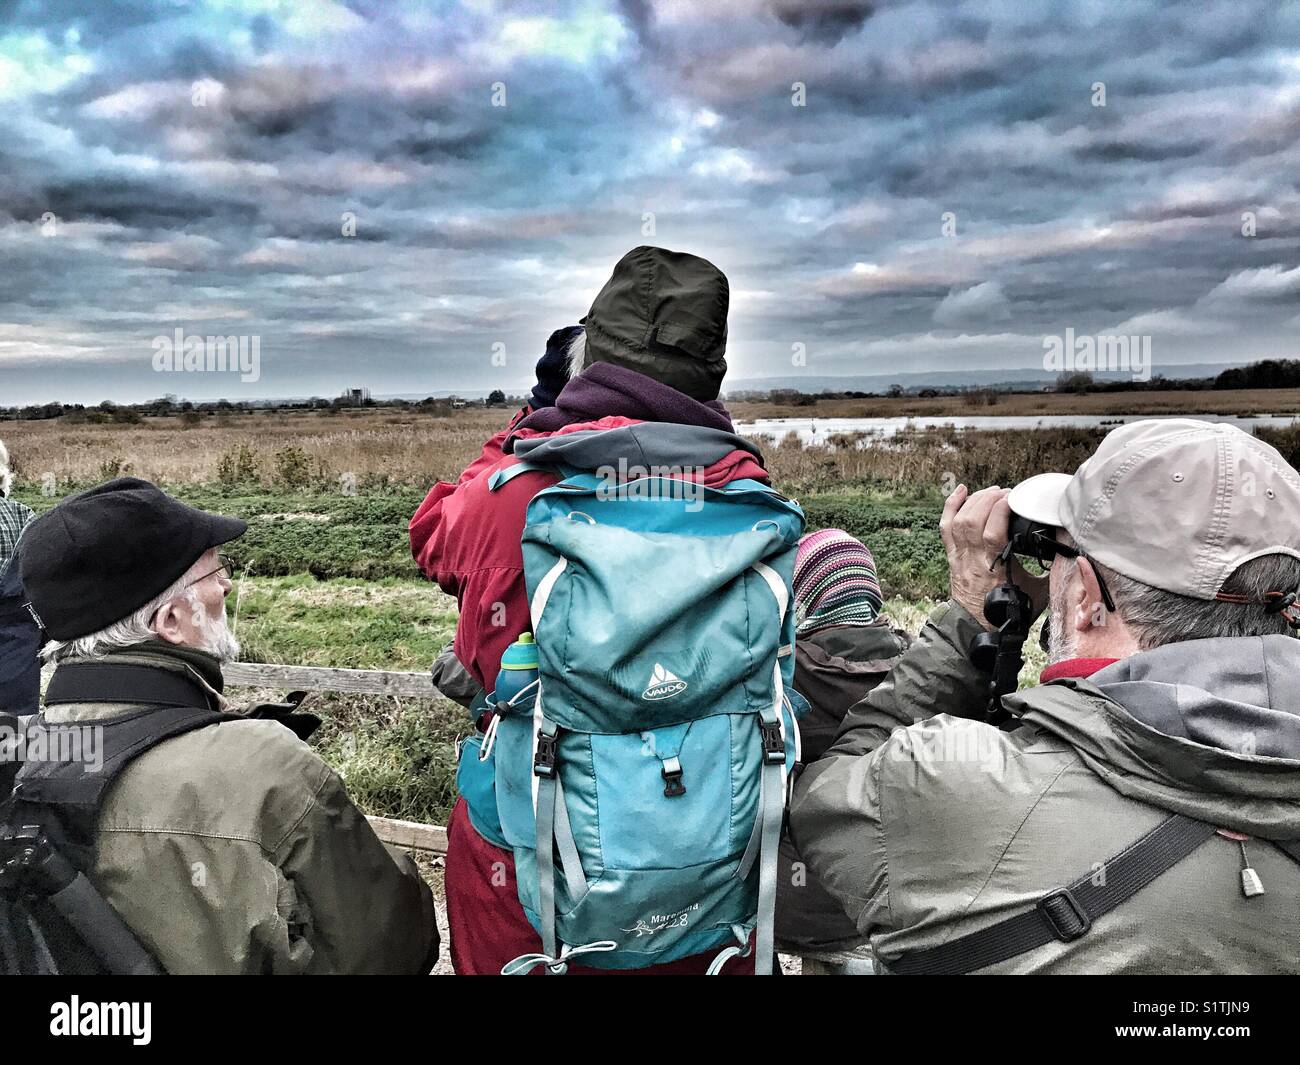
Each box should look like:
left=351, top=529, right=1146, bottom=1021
left=760, top=424, right=1108, bottom=492
left=3, top=390, right=1296, bottom=496
left=1, top=408, right=504, bottom=487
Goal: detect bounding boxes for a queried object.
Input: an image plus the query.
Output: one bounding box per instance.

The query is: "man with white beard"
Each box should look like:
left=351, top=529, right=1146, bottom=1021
left=790, top=420, right=1300, bottom=974
left=7, top=478, right=439, bottom=974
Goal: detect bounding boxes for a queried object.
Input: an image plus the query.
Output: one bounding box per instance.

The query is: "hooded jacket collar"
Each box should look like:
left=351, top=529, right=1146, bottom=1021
left=798, top=619, right=909, bottom=666
left=509, top=362, right=736, bottom=445
left=1007, top=635, right=1300, bottom=838
left=512, top=421, right=765, bottom=477
left=43, top=640, right=227, bottom=721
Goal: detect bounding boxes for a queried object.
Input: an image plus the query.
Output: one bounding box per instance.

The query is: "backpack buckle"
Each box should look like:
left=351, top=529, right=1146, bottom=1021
left=533, top=728, right=558, bottom=778
left=759, top=719, right=785, bottom=765
left=660, top=757, right=686, bottom=798
left=1036, top=888, right=1091, bottom=942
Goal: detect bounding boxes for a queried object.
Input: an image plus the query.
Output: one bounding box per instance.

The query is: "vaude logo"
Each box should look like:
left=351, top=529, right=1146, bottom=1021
left=642, top=663, right=687, bottom=701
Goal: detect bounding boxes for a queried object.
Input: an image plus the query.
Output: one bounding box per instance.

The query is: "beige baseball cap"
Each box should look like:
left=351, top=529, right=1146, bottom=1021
left=1007, top=418, right=1300, bottom=600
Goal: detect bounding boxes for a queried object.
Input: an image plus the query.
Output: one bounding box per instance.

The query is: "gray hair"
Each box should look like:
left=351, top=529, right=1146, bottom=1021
left=1095, top=553, right=1300, bottom=650
left=0, top=439, right=11, bottom=498
left=41, top=568, right=200, bottom=664
left=565, top=328, right=587, bottom=380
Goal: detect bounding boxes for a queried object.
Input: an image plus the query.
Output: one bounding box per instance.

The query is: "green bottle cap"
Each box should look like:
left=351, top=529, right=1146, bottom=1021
left=500, top=632, right=539, bottom=670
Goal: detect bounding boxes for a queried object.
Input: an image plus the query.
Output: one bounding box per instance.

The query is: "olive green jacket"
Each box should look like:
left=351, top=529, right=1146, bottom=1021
left=38, top=644, right=440, bottom=975
left=789, top=601, right=1300, bottom=974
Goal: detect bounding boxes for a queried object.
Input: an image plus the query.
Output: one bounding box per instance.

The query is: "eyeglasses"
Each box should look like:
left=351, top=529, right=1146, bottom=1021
left=1017, top=530, right=1117, bottom=613
left=186, top=553, right=237, bottom=589
left=149, top=554, right=237, bottom=627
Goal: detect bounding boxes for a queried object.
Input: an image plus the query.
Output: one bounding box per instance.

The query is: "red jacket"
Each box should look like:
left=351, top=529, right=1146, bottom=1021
left=409, top=401, right=769, bottom=975
left=410, top=413, right=768, bottom=691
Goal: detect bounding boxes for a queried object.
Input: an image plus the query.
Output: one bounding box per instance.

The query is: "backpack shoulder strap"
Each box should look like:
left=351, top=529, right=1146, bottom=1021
left=45, top=660, right=219, bottom=710
left=886, top=814, right=1218, bottom=975
left=488, top=461, right=552, bottom=492
left=12, top=702, right=224, bottom=869
left=1274, top=839, right=1300, bottom=867
left=4, top=697, right=223, bottom=977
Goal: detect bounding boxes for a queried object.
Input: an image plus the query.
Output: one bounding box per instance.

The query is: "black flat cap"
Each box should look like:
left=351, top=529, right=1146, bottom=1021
left=581, top=246, right=729, bottom=401
left=21, top=477, right=246, bottom=641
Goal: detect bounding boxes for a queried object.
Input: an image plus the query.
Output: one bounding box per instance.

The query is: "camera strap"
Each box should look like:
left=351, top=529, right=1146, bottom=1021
left=883, top=814, right=1219, bottom=975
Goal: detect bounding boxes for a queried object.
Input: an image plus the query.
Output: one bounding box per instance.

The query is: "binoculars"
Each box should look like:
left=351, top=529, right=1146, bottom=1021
left=968, top=512, right=1055, bottom=720
left=0, top=824, right=165, bottom=975
left=1001, top=513, right=1061, bottom=568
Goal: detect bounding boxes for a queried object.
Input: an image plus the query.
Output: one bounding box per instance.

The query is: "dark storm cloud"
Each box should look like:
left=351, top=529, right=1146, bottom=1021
left=1, top=0, right=1298, bottom=405
left=772, top=1, right=875, bottom=45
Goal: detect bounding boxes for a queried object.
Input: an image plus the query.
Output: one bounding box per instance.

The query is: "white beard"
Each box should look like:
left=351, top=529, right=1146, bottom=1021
left=190, top=598, right=241, bottom=663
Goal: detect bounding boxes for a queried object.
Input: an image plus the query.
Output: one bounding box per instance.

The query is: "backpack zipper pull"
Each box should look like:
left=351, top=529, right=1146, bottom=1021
left=1218, top=828, right=1265, bottom=898
left=1238, top=840, right=1265, bottom=898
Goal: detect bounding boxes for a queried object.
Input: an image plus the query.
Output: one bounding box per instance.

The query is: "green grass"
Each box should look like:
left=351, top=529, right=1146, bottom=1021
left=310, top=692, right=463, bottom=827
left=226, top=574, right=465, bottom=825
left=230, top=574, right=457, bottom=668
left=19, top=482, right=956, bottom=597
left=16, top=485, right=431, bottom=580
left=800, top=493, right=947, bottom=599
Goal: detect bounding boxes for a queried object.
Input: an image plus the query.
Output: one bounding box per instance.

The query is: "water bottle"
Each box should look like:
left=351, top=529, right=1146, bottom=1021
left=493, top=632, right=539, bottom=712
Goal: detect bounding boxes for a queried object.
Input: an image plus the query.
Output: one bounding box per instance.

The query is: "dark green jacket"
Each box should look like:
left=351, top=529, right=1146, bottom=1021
left=790, top=601, right=1300, bottom=974
left=38, top=643, right=440, bottom=975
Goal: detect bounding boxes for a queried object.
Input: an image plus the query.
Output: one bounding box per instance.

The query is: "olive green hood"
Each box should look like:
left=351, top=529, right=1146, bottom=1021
left=581, top=245, right=729, bottom=402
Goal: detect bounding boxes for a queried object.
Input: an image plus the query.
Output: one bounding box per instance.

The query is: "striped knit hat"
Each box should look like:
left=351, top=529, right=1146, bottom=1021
left=793, top=528, right=883, bottom=634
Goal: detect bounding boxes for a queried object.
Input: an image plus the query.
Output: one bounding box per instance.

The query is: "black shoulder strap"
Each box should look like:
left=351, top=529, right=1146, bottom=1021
left=44, top=661, right=219, bottom=710
left=10, top=704, right=224, bottom=871
left=1275, top=839, right=1300, bottom=867
left=886, top=814, right=1218, bottom=975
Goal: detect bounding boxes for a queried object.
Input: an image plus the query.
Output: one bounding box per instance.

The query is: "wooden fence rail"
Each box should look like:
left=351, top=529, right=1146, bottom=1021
left=367, top=815, right=448, bottom=854
left=223, top=662, right=438, bottom=696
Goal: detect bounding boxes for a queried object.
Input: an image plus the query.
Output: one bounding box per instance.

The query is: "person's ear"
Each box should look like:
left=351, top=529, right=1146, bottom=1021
left=1073, top=557, right=1107, bottom=633
left=151, top=599, right=188, bottom=646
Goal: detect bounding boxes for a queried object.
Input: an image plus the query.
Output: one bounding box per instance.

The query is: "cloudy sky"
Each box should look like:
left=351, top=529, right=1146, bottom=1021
left=1, top=0, right=1298, bottom=405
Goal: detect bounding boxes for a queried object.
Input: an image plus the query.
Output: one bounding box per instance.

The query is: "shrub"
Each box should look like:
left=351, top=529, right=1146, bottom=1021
left=274, top=446, right=312, bottom=488
left=216, top=442, right=261, bottom=486
left=98, top=456, right=129, bottom=480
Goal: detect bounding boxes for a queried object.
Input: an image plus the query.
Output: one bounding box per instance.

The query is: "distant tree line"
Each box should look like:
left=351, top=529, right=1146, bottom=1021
left=0, top=391, right=525, bottom=422
left=3, top=359, right=1295, bottom=421
left=1050, top=360, right=1300, bottom=396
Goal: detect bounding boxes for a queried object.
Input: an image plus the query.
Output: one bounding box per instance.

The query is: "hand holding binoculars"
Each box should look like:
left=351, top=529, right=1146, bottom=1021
left=968, top=514, right=1052, bottom=720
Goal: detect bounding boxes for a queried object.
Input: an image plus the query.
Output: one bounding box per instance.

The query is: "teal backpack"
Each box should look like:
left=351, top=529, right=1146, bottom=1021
left=480, top=453, right=805, bottom=975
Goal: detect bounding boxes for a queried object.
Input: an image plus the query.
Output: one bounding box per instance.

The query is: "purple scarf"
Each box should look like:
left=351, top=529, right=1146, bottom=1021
left=512, top=362, right=735, bottom=441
